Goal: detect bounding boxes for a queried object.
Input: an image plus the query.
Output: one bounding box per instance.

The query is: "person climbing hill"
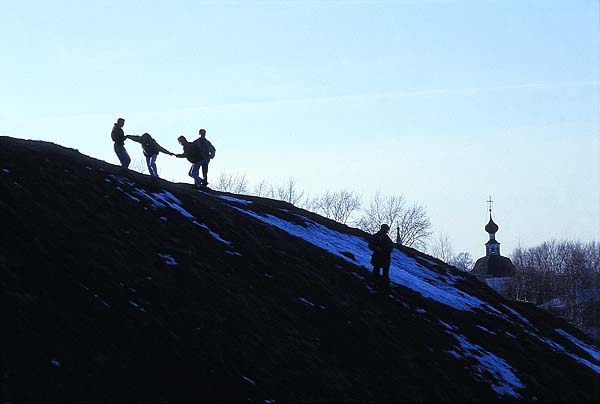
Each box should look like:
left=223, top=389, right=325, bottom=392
left=110, top=117, right=131, bottom=169
left=126, top=133, right=174, bottom=179
left=175, top=129, right=216, bottom=188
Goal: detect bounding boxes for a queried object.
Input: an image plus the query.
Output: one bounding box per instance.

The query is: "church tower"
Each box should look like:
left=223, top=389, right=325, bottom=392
left=485, top=197, right=500, bottom=256
left=471, top=197, right=516, bottom=296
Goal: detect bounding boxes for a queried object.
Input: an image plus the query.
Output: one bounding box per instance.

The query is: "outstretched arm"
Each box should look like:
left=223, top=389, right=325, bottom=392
left=126, top=135, right=143, bottom=143
left=155, top=142, right=174, bottom=156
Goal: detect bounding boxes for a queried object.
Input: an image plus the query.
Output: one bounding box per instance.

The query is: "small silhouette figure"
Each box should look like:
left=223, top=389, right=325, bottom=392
left=126, top=133, right=174, bottom=179
left=111, top=118, right=131, bottom=168
left=195, top=129, right=216, bottom=187
left=368, top=224, right=394, bottom=284
left=175, top=129, right=216, bottom=188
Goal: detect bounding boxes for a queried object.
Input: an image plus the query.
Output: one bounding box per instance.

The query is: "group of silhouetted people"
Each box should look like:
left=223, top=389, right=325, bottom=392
left=112, top=116, right=393, bottom=288
left=111, top=117, right=216, bottom=188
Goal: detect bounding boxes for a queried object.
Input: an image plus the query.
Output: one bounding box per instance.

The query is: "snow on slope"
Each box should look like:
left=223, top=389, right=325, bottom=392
left=109, top=175, right=234, bottom=247
left=103, top=176, right=600, bottom=397
left=232, top=207, right=493, bottom=312
left=225, top=204, right=600, bottom=396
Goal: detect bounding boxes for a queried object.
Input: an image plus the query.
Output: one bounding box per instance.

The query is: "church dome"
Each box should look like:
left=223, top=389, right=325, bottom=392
left=485, top=217, right=499, bottom=234
left=471, top=255, right=516, bottom=278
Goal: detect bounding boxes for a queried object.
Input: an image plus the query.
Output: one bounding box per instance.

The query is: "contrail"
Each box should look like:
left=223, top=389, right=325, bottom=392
left=144, top=80, right=600, bottom=114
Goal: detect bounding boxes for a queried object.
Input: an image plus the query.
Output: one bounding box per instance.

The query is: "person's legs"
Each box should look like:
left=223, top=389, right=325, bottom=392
left=201, top=161, right=210, bottom=185
left=189, top=161, right=202, bottom=186
left=382, top=263, right=390, bottom=280
left=145, top=155, right=153, bottom=176
left=147, top=154, right=159, bottom=177
left=114, top=143, right=131, bottom=168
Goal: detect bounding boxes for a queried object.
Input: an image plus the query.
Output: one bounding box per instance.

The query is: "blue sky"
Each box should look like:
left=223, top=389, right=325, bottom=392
left=1, top=0, right=598, bottom=261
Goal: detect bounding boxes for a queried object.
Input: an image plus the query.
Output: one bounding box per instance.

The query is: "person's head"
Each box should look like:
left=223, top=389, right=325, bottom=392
left=141, top=133, right=151, bottom=141
left=178, top=135, right=187, bottom=145
left=380, top=224, right=390, bottom=233
left=116, top=117, right=125, bottom=127
left=199, top=128, right=206, bottom=138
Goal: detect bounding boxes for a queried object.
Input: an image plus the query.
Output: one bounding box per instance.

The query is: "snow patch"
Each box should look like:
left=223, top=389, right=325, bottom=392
left=555, top=328, right=600, bottom=364
left=196, top=222, right=232, bottom=245
left=298, top=297, right=316, bottom=308
left=158, top=253, right=177, bottom=266
left=447, top=332, right=524, bottom=398
left=530, top=331, right=600, bottom=374
left=438, top=320, right=457, bottom=331
left=476, top=325, right=497, bottom=335
left=123, top=192, right=141, bottom=202
left=242, top=375, right=256, bottom=386
left=215, top=194, right=253, bottom=205
left=500, top=304, right=535, bottom=329
left=233, top=207, right=494, bottom=312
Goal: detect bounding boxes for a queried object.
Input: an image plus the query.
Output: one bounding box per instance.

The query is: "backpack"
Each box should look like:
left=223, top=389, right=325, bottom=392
left=184, top=141, right=203, bottom=162
left=111, top=126, right=123, bottom=142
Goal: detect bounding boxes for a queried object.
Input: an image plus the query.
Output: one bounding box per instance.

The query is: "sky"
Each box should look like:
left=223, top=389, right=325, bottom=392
left=1, top=0, right=599, bottom=261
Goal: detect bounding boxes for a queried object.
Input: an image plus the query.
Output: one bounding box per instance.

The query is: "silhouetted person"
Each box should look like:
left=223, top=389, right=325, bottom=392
left=111, top=117, right=131, bottom=168
left=126, top=133, right=174, bottom=179
left=176, top=135, right=205, bottom=188
left=194, top=128, right=216, bottom=187
left=368, top=224, right=394, bottom=284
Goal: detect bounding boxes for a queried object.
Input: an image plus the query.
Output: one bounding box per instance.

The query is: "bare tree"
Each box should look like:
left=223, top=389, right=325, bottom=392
left=252, top=179, right=275, bottom=198
left=509, top=240, right=600, bottom=336
left=450, top=252, right=474, bottom=272
left=214, top=171, right=249, bottom=194
left=311, top=190, right=362, bottom=224
left=357, top=191, right=431, bottom=248
left=129, top=158, right=148, bottom=175
left=276, top=177, right=305, bottom=205
left=397, top=202, right=432, bottom=249
left=428, top=232, right=454, bottom=263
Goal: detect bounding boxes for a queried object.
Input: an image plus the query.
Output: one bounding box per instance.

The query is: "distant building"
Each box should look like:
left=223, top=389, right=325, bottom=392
left=470, top=197, right=516, bottom=295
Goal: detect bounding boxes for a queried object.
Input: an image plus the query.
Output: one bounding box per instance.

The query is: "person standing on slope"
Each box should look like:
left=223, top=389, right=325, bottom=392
left=194, top=128, right=216, bottom=187
left=126, top=133, right=174, bottom=179
left=111, top=117, right=131, bottom=169
left=368, top=224, right=394, bottom=285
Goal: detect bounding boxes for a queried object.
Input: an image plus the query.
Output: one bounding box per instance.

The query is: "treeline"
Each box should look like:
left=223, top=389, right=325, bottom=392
left=213, top=172, right=432, bottom=249
left=508, top=240, right=600, bottom=331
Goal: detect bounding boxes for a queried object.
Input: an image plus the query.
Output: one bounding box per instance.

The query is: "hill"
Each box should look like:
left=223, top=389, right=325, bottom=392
left=1, top=136, right=599, bottom=402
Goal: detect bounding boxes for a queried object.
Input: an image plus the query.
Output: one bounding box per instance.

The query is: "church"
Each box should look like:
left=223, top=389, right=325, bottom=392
left=470, top=198, right=516, bottom=296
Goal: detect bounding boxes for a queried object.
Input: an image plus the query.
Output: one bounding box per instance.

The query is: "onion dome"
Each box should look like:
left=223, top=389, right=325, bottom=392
left=485, top=216, right=499, bottom=234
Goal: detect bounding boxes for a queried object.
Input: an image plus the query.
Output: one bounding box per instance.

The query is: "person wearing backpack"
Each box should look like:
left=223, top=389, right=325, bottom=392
left=111, top=117, right=131, bottom=168
left=175, top=135, right=207, bottom=188
left=194, top=128, right=216, bottom=187
left=126, top=133, right=175, bottom=179
left=368, top=224, right=394, bottom=284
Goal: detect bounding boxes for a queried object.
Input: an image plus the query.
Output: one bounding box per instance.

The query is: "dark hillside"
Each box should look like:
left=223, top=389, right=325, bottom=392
left=1, top=136, right=600, bottom=402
